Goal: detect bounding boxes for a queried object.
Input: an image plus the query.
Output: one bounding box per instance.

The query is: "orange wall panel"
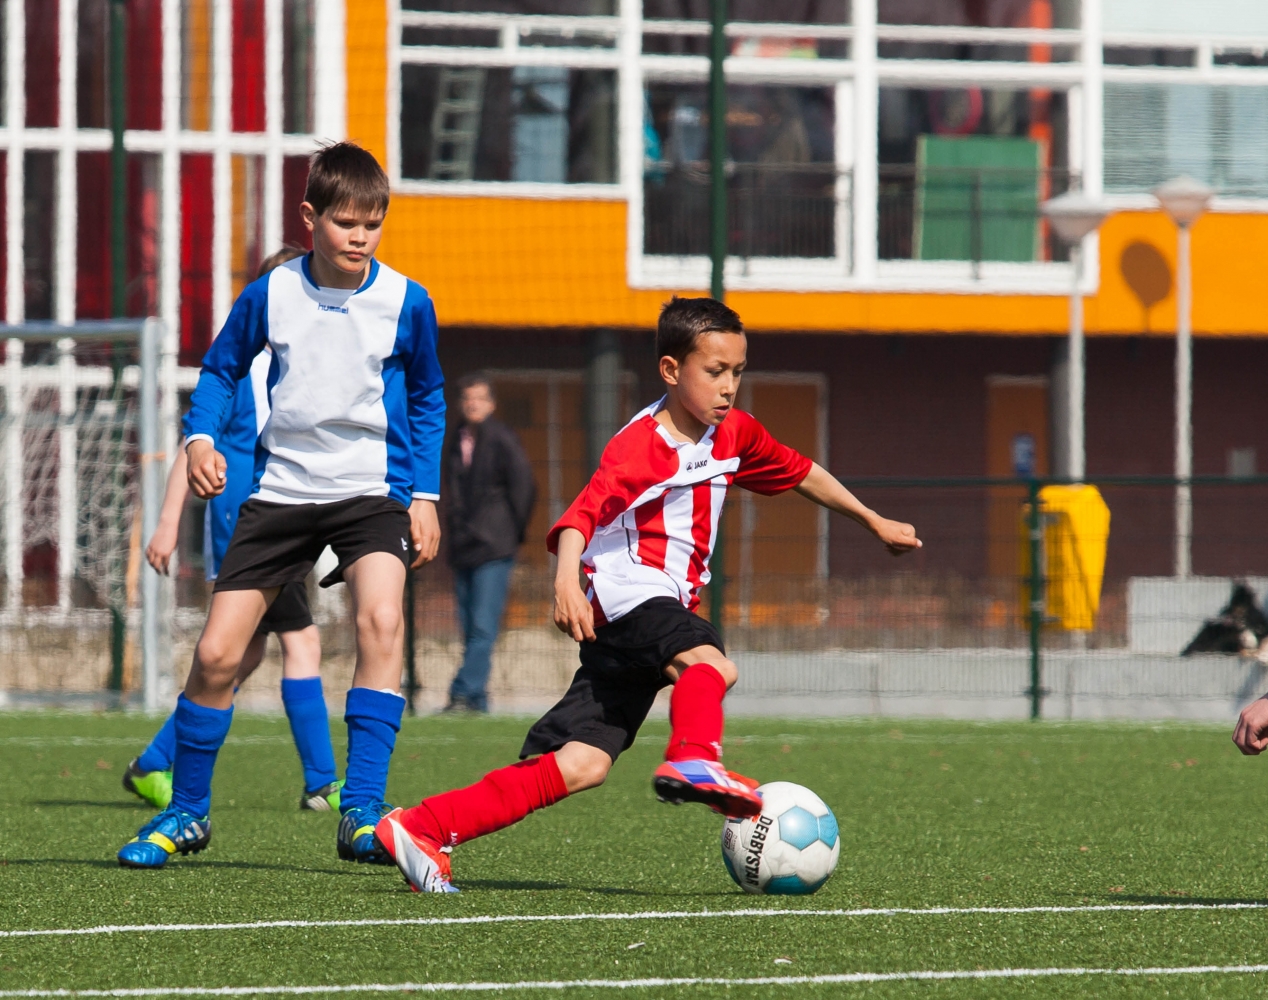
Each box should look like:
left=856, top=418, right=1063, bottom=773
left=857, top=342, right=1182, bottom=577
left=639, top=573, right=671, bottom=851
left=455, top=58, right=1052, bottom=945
left=374, top=192, right=1268, bottom=337
left=345, top=0, right=389, bottom=165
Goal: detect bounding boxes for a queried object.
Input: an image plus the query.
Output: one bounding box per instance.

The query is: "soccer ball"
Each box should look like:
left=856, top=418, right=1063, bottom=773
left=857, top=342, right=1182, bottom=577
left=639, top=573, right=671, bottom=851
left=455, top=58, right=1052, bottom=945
left=720, top=781, right=839, bottom=895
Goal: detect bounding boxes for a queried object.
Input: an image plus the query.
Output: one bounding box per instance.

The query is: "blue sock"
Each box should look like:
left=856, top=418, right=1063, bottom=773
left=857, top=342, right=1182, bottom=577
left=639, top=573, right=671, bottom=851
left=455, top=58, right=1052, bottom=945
left=282, top=677, right=337, bottom=793
left=170, top=694, right=234, bottom=818
left=341, top=687, right=404, bottom=814
left=137, top=712, right=177, bottom=772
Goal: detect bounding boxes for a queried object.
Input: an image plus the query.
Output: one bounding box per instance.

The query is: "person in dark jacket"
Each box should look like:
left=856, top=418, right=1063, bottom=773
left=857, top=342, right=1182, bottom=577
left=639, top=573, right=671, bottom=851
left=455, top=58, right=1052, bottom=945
left=442, top=373, right=537, bottom=712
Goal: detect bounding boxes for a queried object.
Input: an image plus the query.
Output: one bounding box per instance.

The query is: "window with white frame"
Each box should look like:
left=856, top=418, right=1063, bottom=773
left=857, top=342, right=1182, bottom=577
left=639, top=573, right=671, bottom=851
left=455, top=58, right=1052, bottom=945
left=1, top=0, right=339, bottom=366
left=395, top=2, right=621, bottom=190
left=394, top=1, right=1268, bottom=292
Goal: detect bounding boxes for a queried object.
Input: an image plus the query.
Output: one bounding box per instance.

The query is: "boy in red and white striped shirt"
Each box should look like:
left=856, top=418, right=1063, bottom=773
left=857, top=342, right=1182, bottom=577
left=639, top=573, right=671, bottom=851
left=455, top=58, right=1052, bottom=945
left=375, top=297, right=921, bottom=893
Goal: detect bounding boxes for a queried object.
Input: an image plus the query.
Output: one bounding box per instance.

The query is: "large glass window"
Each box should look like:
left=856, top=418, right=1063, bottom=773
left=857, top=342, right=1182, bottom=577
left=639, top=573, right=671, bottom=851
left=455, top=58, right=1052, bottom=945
left=1105, top=84, right=1268, bottom=198
left=26, top=0, right=59, bottom=129
left=23, top=151, right=56, bottom=320
left=400, top=67, right=617, bottom=183
left=878, top=87, right=1071, bottom=262
left=282, top=0, right=316, bottom=134
left=643, top=1, right=850, bottom=58
left=76, top=152, right=160, bottom=320
left=182, top=0, right=213, bottom=131
left=878, top=0, right=1077, bottom=63
left=403, top=1, right=616, bottom=14
left=76, top=0, right=163, bottom=132
left=234, top=0, right=266, bottom=133
left=644, top=83, right=836, bottom=258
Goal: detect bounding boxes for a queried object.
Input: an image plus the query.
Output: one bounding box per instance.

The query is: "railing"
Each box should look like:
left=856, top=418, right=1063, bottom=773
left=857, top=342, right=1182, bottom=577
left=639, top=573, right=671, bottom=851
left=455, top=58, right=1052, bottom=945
left=11, top=454, right=1268, bottom=721
left=879, top=164, right=1077, bottom=265
left=644, top=161, right=843, bottom=259
left=642, top=161, right=1079, bottom=267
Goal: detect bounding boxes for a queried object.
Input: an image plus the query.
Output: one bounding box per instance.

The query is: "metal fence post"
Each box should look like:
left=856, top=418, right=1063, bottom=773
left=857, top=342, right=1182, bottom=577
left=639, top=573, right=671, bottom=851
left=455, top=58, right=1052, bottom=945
left=1027, top=477, right=1044, bottom=720
left=708, top=0, right=727, bottom=640
left=140, top=318, right=161, bottom=713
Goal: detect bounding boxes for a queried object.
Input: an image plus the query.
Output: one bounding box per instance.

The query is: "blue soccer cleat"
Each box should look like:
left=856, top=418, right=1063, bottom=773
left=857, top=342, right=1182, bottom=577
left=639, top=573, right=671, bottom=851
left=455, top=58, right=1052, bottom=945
left=337, top=802, right=395, bottom=864
left=117, top=807, right=211, bottom=869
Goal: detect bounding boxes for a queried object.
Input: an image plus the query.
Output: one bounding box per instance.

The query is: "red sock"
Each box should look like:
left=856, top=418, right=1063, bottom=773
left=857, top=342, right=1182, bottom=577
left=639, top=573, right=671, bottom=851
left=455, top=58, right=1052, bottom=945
left=665, top=663, right=727, bottom=763
left=398, top=752, right=568, bottom=848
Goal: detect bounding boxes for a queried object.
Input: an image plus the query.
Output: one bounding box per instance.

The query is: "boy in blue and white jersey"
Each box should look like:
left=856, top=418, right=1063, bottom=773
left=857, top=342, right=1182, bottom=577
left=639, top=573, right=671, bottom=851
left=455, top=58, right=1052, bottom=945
left=118, top=142, right=446, bottom=869
left=122, top=248, right=342, bottom=815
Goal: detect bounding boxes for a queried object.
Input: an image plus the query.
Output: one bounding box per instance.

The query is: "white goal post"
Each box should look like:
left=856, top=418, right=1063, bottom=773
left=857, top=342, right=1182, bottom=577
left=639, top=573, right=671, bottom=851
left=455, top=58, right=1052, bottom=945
left=0, top=318, right=175, bottom=712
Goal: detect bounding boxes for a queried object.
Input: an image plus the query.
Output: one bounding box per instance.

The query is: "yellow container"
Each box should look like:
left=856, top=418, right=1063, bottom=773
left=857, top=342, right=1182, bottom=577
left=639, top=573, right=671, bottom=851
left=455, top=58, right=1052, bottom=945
left=1019, top=485, right=1112, bottom=631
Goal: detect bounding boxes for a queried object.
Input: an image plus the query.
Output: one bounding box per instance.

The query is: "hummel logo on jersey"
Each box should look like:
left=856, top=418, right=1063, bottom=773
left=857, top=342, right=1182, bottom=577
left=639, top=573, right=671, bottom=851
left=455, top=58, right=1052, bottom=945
left=686, top=459, right=709, bottom=471
left=318, top=303, right=349, bottom=314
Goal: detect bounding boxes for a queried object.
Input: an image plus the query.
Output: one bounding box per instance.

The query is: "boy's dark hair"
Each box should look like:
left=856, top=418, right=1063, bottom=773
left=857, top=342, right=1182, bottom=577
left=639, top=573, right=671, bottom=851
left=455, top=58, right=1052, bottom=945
left=458, top=371, right=496, bottom=401
left=656, top=296, right=744, bottom=363
left=256, top=245, right=306, bottom=280
left=304, top=141, right=390, bottom=217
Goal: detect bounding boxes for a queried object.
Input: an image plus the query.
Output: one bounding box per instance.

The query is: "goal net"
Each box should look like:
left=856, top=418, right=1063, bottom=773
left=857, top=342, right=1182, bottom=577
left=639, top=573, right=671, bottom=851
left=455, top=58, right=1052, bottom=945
left=0, top=322, right=170, bottom=709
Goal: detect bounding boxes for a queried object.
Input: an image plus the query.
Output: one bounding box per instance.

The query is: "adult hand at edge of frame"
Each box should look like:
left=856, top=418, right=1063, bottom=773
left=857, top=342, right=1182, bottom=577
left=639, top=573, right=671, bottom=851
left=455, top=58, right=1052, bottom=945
left=873, top=516, right=922, bottom=557
left=409, top=499, right=441, bottom=569
left=553, top=577, right=596, bottom=644
left=186, top=439, right=227, bottom=499
left=1233, top=695, right=1268, bottom=755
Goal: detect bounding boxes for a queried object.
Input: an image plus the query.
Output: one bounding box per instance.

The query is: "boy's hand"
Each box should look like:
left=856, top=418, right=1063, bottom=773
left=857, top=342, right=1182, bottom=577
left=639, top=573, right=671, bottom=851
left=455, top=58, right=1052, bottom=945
left=871, top=516, right=922, bottom=556
left=1233, top=696, right=1268, bottom=754
left=409, top=499, right=441, bottom=569
left=145, top=521, right=180, bottom=575
left=186, top=440, right=227, bottom=499
left=554, top=578, right=596, bottom=643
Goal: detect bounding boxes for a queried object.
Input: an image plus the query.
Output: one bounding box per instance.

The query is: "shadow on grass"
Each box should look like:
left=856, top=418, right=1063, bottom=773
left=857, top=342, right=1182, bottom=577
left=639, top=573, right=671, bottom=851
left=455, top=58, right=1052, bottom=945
left=31, top=800, right=149, bottom=810
left=453, top=878, right=736, bottom=897
left=1, top=858, right=355, bottom=876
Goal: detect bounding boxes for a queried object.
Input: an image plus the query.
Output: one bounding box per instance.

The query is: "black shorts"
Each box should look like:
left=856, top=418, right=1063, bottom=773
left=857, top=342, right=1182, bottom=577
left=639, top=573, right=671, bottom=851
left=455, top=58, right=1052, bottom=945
left=520, top=597, right=724, bottom=763
left=214, top=496, right=411, bottom=592
left=256, top=581, right=313, bottom=635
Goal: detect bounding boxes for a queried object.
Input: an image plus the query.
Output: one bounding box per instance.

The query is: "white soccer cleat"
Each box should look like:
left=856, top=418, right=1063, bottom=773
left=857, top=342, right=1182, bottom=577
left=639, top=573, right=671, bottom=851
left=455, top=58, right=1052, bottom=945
left=373, top=808, right=459, bottom=894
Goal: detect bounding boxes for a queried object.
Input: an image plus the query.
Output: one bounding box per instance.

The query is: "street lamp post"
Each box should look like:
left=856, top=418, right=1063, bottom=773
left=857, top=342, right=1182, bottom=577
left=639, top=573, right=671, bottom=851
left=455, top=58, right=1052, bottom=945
left=1041, top=192, right=1111, bottom=483
left=1154, top=175, right=1213, bottom=580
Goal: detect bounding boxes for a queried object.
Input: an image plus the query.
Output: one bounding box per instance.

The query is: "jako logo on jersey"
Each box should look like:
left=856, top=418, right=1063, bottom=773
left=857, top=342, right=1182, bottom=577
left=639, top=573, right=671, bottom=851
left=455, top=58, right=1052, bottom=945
left=686, top=459, right=709, bottom=471
left=318, top=303, right=349, bottom=314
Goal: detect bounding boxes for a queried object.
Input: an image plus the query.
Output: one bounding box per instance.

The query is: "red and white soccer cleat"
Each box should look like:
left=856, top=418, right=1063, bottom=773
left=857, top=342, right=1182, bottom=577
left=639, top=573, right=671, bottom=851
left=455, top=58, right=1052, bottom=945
left=373, top=808, right=459, bottom=894
left=653, top=759, right=763, bottom=818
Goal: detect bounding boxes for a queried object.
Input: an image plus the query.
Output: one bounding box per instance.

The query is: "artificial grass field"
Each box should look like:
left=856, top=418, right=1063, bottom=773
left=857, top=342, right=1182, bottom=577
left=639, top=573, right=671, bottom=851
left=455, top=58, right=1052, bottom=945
left=3, top=712, right=1268, bottom=997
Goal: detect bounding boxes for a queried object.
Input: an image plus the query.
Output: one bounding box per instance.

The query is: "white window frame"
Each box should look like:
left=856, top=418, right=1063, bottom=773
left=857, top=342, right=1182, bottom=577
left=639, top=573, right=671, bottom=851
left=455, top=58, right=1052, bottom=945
left=388, top=0, right=1268, bottom=295
left=0, top=0, right=343, bottom=340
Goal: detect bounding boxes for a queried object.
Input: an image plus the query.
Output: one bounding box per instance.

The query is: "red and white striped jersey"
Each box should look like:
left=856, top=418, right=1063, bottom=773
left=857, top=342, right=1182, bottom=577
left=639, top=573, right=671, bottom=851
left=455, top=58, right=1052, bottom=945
left=547, top=397, right=812, bottom=624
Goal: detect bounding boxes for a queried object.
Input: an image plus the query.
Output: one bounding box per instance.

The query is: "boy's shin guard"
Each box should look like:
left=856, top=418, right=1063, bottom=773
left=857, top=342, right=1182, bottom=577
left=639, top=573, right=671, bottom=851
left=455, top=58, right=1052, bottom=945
left=170, top=695, right=234, bottom=817
left=341, top=687, right=405, bottom=812
left=281, top=676, right=338, bottom=793
left=400, top=753, right=568, bottom=848
left=665, top=662, right=728, bottom=763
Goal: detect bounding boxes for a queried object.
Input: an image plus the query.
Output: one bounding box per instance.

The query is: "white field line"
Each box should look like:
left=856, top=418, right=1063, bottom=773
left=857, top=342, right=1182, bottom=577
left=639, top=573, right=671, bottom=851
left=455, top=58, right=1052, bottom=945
left=4, top=965, right=1268, bottom=996
left=4, top=902, right=1268, bottom=940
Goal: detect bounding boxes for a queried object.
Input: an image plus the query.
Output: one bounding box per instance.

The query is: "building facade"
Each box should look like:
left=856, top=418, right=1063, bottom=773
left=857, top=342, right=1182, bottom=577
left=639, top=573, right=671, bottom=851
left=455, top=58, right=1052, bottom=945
left=4, top=0, right=1268, bottom=613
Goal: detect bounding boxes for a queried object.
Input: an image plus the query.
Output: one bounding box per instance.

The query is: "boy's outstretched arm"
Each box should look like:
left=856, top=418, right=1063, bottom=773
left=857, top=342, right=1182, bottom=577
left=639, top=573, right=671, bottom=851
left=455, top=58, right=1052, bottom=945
left=794, top=463, right=922, bottom=555
left=145, top=446, right=190, bottom=575
left=553, top=527, right=596, bottom=643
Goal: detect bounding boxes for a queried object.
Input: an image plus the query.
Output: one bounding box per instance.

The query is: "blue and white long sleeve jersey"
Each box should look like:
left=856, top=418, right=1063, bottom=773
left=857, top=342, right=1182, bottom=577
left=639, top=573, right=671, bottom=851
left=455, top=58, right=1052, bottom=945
left=183, top=255, right=446, bottom=507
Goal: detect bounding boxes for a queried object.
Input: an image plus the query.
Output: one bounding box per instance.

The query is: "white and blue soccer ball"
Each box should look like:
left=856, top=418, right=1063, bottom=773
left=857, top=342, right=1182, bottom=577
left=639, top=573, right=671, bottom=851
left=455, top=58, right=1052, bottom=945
left=720, top=781, right=839, bottom=895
